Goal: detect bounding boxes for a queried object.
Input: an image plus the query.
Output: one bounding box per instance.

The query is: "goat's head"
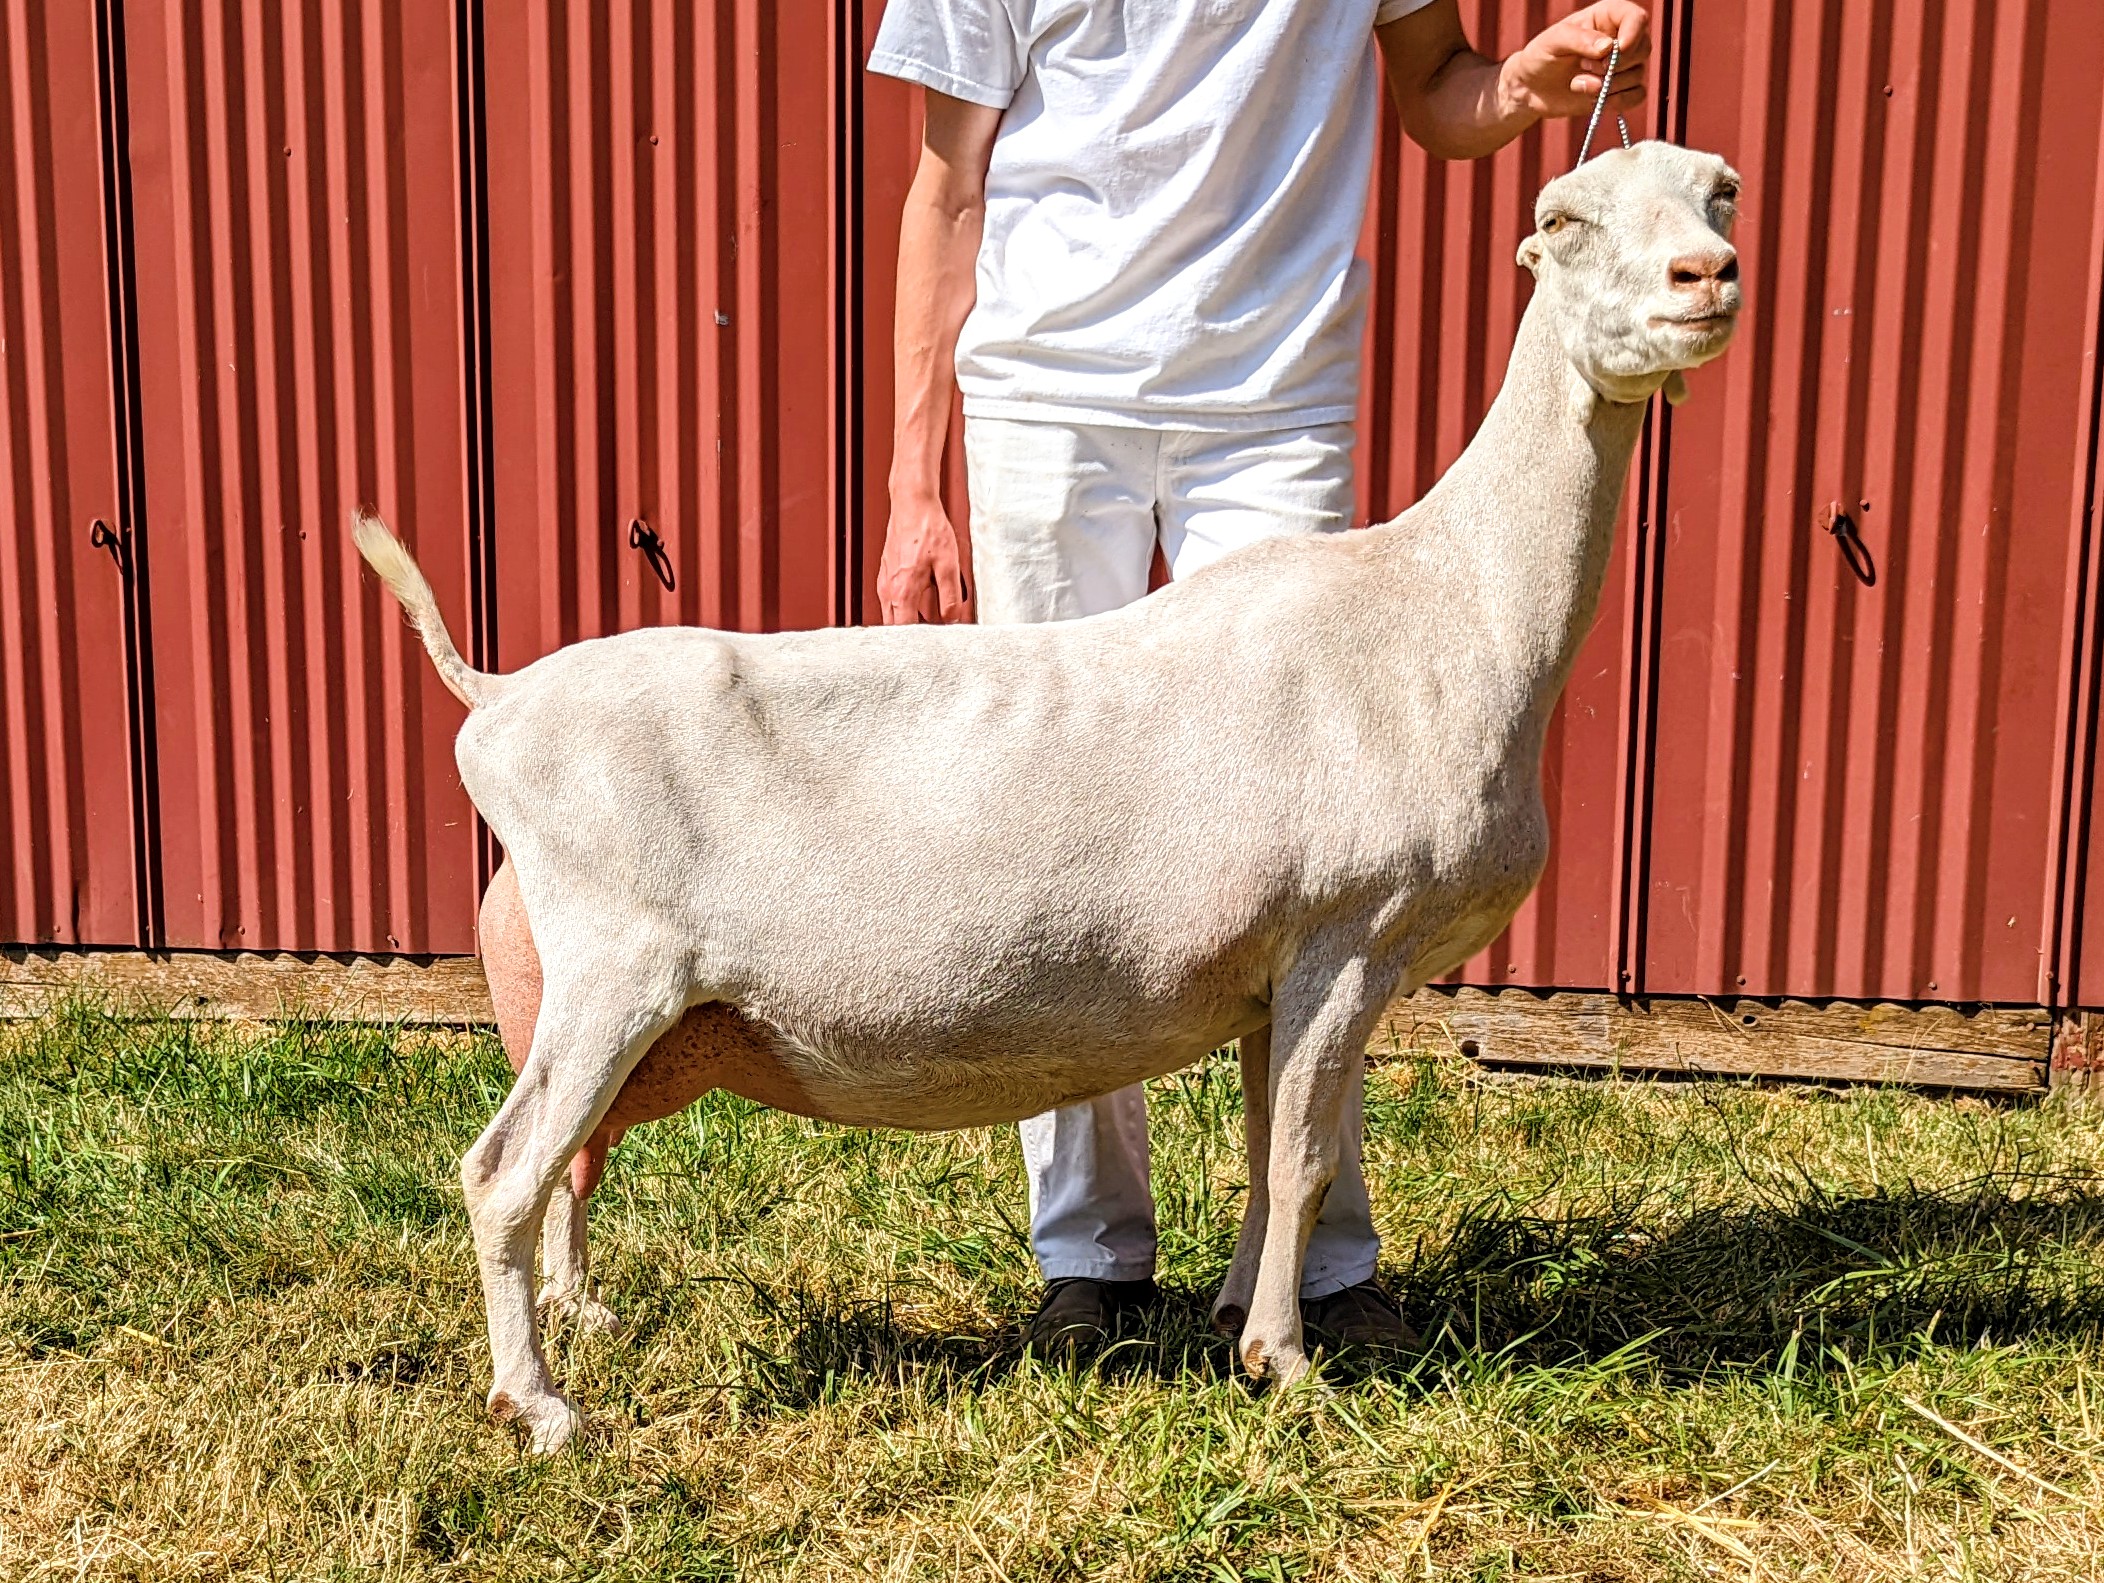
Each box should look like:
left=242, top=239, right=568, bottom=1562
left=1517, top=142, right=1742, bottom=407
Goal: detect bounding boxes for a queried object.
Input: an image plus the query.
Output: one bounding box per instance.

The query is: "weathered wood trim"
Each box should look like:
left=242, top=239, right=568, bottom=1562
left=1378, top=986, right=2050, bottom=1093
left=0, top=947, right=494, bottom=1024
left=0, top=950, right=2061, bottom=1094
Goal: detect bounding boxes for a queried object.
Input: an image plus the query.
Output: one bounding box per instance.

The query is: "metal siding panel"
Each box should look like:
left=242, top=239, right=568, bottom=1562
left=486, top=0, right=840, bottom=669
left=0, top=1, right=141, bottom=944
left=124, top=0, right=479, bottom=953
left=766, top=1, right=838, bottom=634
left=2062, top=49, right=2104, bottom=1010
left=855, top=5, right=918, bottom=628
left=1358, top=0, right=1660, bottom=993
left=1644, top=0, right=2104, bottom=1001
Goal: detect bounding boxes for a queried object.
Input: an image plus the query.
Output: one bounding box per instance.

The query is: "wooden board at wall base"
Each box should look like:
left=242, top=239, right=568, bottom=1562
left=1379, top=987, right=2050, bottom=1094
left=0, top=948, right=495, bottom=1025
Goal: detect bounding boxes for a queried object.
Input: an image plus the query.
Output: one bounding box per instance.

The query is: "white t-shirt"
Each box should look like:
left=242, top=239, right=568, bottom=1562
left=870, top=0, right=1436, bottom=431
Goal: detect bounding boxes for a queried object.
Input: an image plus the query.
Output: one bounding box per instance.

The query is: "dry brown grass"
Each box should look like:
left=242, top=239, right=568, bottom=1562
left=4, top=1005, right=2104, bottom=1579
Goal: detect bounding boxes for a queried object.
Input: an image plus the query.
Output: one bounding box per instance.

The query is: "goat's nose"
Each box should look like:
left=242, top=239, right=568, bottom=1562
left=1669, top=250, right=1739, bottom=290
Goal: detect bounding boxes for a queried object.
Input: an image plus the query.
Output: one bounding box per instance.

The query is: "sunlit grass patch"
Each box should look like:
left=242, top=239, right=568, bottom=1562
left=3, top=1002, right=2103, bottom=1578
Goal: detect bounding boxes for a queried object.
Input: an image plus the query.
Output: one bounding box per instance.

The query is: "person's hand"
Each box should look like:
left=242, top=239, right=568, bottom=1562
left=877, top=493, right=970, bottom=624
left=1499, top=2, right=1649, bottom=123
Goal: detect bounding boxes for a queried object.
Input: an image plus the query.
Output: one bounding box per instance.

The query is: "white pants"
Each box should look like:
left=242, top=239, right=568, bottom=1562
left=965, top=415, right=1382, bottom=1299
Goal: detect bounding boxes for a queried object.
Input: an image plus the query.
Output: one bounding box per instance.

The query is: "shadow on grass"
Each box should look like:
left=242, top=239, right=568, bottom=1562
left=1393, top=1172, right=2104, bottom=1375
left=730, top=1174, right=2104, bottom=1408
left=731, top=1279, right=1242, bottom=1409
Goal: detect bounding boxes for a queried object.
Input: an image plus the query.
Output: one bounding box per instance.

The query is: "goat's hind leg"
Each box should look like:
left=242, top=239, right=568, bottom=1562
left=492, top=994, right=624, bottom=1339
left=461, top=965, right=681, bottom=1452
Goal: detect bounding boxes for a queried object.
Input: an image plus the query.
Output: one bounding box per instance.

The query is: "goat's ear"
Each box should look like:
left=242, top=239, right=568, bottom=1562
left=1663, top=370, right=1691, bottom=406
left=1515, top=234, right=1544, bottom=274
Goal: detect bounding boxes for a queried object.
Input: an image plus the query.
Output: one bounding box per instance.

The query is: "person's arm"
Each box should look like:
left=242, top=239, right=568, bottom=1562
left=878, top=91, right=1002, bottom=626
left=1376, top=0, right=1650, bottom=162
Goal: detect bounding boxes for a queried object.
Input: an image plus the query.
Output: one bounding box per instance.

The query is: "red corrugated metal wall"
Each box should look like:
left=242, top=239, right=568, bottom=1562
left=0, top=1, right=142, bottom=946
left=1642, top=0, right=2104, bottom=1003
left=2065, top=82, right=2104, bottom=1013
left=122, top=0, right=481, bottom=952
left=7, top=0, right=2104, bottom=1018
left=481, top=0, right=845, bottom=666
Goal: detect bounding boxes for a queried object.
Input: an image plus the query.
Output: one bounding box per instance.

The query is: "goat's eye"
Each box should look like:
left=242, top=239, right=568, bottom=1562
left=1711, top=184, right=1739, bottom=208
left=1540, top=214, right=1568, bottom=236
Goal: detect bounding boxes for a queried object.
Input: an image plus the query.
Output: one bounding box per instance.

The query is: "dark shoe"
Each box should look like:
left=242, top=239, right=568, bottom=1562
left=1301, top=1280, right=1418, bottom=1352
left=1026, top=1276, right=1160, bottom=1356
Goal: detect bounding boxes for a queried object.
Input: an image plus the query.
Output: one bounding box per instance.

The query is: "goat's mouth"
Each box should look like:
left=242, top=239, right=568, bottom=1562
left=1652, top=310, right=1737, bottom=335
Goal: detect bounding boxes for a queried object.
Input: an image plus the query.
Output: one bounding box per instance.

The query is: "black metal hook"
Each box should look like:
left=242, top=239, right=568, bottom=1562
left=628, top=518, right=676, bottom=592
left=89, top=518, right=127, bottom=572
left=1819, top=502, right=1877, bottom=588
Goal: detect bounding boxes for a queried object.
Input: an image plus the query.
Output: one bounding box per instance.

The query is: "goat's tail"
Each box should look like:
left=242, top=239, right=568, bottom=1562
left=351, top=508, right=494, bottom=709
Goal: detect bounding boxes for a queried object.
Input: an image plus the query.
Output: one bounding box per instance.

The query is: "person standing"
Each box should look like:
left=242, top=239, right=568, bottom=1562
left=869, top=0, right=1650, bottom=1351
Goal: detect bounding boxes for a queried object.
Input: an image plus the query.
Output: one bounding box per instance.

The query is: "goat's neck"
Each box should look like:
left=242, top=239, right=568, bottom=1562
left=1388, top=295, right=1650, bottom=724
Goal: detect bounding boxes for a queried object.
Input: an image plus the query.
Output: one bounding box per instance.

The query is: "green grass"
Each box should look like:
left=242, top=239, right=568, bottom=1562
left=4, top=1003, right=2104, bottom=1579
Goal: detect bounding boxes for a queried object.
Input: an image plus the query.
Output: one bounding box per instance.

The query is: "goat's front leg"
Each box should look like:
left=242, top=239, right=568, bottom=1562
left=1238, top=951, right=1396, bottom=1386
left=461, top=969, right=678, bottom=1452
left=1211, top=1024, right=1271, bottom=1337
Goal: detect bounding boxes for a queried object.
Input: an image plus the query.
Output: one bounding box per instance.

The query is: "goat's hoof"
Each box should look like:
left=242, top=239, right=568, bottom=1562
left=574, top=1297, right=624, bottom=1337
left=538, top=1287, right=625, bottom=1338
left=488, top=1386, right=582, bottom=1454
left=1240, top=1336, right=1312, bottom=1388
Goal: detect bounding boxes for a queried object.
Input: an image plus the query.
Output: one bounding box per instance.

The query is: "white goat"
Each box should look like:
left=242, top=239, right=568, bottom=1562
left=357, top=141, right=1741, bottom=1452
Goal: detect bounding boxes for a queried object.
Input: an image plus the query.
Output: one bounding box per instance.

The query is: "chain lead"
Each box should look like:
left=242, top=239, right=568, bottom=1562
left=1575, top=37, right=1632, bottom=167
